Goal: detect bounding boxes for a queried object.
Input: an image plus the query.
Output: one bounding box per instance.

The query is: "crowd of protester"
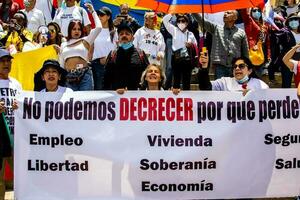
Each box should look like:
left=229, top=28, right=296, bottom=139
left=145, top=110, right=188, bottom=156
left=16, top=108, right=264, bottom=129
left=1, top=0, right=300, bottom=198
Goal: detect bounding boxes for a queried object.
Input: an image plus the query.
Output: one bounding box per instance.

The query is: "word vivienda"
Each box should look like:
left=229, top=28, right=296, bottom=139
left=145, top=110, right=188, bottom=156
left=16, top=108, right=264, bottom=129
left=147, top=135, right=212, bottom=147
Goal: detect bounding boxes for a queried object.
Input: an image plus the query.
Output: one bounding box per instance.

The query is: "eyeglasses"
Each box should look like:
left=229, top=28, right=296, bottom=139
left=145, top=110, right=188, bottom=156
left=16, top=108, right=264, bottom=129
left=233, top=63, right=247, bottom=69
left=177, top=19, right=186, bottom=23
left=99, top=13, right=106, bottom=17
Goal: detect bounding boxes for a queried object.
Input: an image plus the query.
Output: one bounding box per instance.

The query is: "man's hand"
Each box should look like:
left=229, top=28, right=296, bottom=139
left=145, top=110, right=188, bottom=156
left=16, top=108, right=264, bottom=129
left=199, top=52, right=209, bottom=69
left=12, top=100, right=18, bottom=110
left=116, top=88, right=127, bottom=95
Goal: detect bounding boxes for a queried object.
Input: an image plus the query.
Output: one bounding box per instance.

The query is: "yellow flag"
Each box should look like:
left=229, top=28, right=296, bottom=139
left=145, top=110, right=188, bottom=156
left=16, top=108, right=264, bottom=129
left=10, top=46, right=58, bottom=91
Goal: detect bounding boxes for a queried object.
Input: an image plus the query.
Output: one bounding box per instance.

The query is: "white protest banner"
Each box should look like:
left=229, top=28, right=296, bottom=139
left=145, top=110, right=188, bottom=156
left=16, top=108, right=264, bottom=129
left=15, top=90, right=300, bottom=200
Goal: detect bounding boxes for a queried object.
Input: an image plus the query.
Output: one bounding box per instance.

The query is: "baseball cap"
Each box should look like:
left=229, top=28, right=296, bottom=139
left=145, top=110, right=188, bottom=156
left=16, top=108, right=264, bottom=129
left=96, top=6, right=112, bottom=16
left=117, top=22, right=133, bottom=34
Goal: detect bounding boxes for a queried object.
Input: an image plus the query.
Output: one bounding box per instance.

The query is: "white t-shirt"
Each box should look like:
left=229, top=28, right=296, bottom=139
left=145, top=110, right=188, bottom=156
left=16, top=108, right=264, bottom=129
left=40, top=86, right=73, bottom=92
left=53, top=6, right=91, bottom=36
left=286, top=5, right=299, bottom=16
left=292, top=31, right=300, bottom=44
left=133, top=26, right=165, bottom=58
left=163, top=14, right=197, bottom=51
left=211, top=77, right=269, bottom=91
left=35, top=0, right=54, bottom=25
left=0, top=77, right=22, bottom=134
left=92, top=28, right=117, bottom=60
left=22, top=8, right=46, bottom=33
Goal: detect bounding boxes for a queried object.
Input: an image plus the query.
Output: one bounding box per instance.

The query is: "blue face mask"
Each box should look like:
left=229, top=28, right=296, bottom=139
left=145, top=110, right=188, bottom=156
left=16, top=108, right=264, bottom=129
left=252, top=11, right=261, bottom=20
left=289, top=20, right=299, bottom=30
left=236, top=75, right=249, bottom=84
left=119, top=42, right=133, bottom=50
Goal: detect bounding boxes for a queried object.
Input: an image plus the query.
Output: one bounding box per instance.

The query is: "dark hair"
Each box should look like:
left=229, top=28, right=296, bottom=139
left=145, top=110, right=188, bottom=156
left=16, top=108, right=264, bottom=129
left=47, top=22, right=62, bottom=46
left=232, top=57, right=258, bottom=78
left=67, top=20, right=84, bottom=41
left=14, top=11, right=28, bottom=28
left=176, top=14, right=189, bottom=24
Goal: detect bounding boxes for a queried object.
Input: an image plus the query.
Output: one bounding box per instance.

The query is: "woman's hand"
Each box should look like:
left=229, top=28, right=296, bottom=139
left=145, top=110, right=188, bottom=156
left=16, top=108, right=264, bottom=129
left=12, top=100, right=18, bottom=110
left=199, top=52, right=209, bottom=69
left=172, top=88, right=180, bottom=95
left=85, top=3, right=95, bottom=14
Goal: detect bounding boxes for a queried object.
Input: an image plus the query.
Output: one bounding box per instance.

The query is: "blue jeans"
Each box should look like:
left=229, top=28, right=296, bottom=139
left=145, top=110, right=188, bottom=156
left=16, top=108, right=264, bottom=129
left=91, top=59, right=105, bottom=90
left=66, top=69, right=94, bottom=91
left=214, top=64, right=233, bottom=79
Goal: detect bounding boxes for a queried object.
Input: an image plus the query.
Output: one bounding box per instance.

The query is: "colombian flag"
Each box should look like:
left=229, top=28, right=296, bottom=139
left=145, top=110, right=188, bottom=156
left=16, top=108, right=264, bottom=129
left=10, top=46, right=58, bottom=91
left=86, top=0, right=149, bottom=25
left=136, top=0, right=264, bottom=13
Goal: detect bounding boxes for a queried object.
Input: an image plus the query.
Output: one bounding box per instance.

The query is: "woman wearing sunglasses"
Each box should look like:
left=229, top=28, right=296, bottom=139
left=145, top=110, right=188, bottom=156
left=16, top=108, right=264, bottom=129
left=46, top=22, right=63, bottom=46
left=198, top=52, right=268, bottom=93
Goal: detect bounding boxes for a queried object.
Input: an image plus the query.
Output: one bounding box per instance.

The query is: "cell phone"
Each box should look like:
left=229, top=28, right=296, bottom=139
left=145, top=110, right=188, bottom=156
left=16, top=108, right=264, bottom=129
left=202, top=47, right=207, bottom=56
left=117, top=15, right=128, bottom=19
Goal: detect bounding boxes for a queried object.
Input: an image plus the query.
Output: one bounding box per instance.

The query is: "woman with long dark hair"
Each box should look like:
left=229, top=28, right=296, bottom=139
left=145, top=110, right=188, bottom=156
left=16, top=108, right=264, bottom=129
left=46, top=22, right=63, bottom=46
left=91, top=6, right=117, bottom=90
left=59, top=3, right=102, bottom=91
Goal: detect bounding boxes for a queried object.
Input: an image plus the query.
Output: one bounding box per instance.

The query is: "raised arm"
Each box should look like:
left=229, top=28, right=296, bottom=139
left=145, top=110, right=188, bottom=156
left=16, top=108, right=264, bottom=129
left=191, top=13, right=217, bottom=34
left=162, top=14, right=176, bottom=36
left=283, top=44, right=300, bottom=72
left=84, top=3, right=102, bottom=45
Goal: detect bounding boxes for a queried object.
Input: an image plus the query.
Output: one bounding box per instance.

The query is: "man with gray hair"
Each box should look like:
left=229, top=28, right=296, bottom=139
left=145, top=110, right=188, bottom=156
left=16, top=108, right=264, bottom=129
left=192, top=10, right=249, bottom=79
left=133, top=12, right=165, bottom=65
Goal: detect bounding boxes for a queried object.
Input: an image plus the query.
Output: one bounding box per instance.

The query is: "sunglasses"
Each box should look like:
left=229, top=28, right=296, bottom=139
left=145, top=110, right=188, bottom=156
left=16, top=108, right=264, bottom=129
left=48, top=29, right=56, bottom=33
left=233, top=63, right=247, bottom=69
left=99, top=13, right=106, bottom=17
left=177, top=19, right=186, bottom=23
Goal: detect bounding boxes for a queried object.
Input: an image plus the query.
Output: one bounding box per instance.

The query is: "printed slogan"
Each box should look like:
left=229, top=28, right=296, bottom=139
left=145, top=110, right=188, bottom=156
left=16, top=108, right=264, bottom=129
left=14, top=90, right=300, bottom=200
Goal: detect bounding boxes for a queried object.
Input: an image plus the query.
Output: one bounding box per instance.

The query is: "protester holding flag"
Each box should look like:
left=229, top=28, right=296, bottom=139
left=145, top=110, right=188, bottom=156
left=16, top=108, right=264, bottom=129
left=0, top=48, right=22, bottom=199
left=198, top=52, right=268, bottom=93
left=133, top=12, right=165, bottom=66
left=192, top=11, right=249, bottom=79
left=162, top=13, right=197, bottom=94
left=59, top=2, right=102, bottom=91
left=91, top=6, right=117, bottom=90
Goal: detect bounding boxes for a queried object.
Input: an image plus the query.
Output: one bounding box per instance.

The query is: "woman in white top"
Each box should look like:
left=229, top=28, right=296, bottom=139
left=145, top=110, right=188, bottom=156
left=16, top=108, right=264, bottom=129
left=91, top=6, right=117, bottom=90
left=59, top=3, right=102, bottom=91
left=162, top=14, right=197, bottom=93
left=198, top=52, right=269, bottom=93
